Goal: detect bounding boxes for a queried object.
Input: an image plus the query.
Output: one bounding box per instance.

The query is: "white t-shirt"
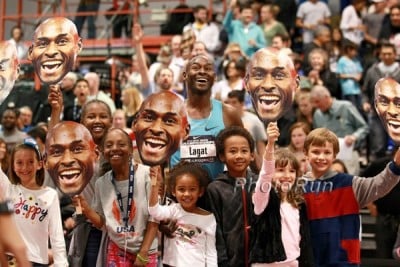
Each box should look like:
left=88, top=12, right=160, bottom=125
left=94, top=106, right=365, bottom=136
left=149, top=203, right=217, bottom=267
left=296, top=1, right=331, bottom=44
left=0, top=171, right=68, bottom=266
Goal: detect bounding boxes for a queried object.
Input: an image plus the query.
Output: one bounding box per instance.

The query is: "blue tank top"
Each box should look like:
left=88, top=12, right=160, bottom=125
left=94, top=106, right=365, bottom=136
left=170, top=99, right=225, bottom=180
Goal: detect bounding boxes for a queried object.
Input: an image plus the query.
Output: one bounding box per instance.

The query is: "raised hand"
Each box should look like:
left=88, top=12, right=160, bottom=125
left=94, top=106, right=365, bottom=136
left=132, top=23, right=144, bottom=44
left=48, top=84, right=63, bottom=111
left=265, top=122, right=279, bottom=160
left=266, top=122, right=280, bottom=144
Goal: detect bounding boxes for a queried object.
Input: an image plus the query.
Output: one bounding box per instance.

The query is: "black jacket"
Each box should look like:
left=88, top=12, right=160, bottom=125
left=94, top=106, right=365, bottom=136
left=249, top=189, right=314, bottom=267
left=206, top=171, right=258, bottom=267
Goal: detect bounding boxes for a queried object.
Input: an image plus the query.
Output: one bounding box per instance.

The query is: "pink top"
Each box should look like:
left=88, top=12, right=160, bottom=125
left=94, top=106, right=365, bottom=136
left=252, top=158, right=301, bottom=267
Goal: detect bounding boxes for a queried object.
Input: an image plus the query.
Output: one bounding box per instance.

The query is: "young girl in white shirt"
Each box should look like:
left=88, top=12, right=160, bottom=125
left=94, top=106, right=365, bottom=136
left=149, top=161, right=217, bottom=267
left=0, top=138, right=68, bottom=266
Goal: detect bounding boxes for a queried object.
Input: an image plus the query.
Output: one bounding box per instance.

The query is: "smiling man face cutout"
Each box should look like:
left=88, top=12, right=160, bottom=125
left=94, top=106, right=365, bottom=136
left=28, top=17, right=82, bottom=85
left=133, top=91, right=190, bottom=166
left=375, top=77, right=400, bottom=144
left=45, top=121, right=99, bottom=195
left=244, top=47, right=299, bottom=123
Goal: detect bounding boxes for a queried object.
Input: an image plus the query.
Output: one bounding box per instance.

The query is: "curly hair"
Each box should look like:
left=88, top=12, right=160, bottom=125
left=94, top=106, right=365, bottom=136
left=168, top=161, right=210, bottom=195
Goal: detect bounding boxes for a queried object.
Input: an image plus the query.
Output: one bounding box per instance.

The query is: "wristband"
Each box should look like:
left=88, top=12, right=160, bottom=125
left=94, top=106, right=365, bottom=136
left=137, top=253, right=149, bottom=264
left=0, top=200, right=14, bottom=215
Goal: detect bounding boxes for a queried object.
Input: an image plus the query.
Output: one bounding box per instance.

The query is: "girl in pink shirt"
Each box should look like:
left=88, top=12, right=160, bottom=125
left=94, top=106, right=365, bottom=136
left=250, top=122, right=313, bottom=267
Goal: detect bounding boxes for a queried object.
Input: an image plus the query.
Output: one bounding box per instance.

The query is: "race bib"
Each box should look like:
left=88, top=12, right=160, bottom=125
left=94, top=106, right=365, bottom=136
left=180, top=135, right=217, bottom=163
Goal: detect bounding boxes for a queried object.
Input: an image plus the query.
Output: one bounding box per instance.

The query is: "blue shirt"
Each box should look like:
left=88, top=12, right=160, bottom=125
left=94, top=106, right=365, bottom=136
left=223, top=11, right=266, bottom=57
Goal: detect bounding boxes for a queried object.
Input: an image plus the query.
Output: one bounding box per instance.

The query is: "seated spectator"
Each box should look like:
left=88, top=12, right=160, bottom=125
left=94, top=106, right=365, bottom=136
left=160, top=3, right=194, bottom=35
left=0, top=108, right=27, bottom=152
left=18, top=106, right=33, bottom=133
left=307, top=48, right=340, bottom=99
left=295, top=86, right=315, bottom=130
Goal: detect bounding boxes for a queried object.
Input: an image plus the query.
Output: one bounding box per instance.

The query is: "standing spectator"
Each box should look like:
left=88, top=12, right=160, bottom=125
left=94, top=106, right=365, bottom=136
left=302, top=25, right=332, bottom=74
left=72, top=128, right=158, bottom=266
left=251, top=124, right=313, bottom=267
left=149, top=162, right=217, bottom=267
left=272, top=0, right=297, bottom=36
left=85, top=72, right=116, bottom=114
left=74, top=0, right=100, bottom=39
left=340, top=0, right=367, bottom=47
left=303, top=127, right=400, bottom=266
left=287, top=122, right=312, bottom=175
left=0, top=108, right=27, bottom=152
left=363, top=0, right=387, bottom=54
left=337, top=40, right=363, bottom=112
left=8, top=25, right=28, bottom=60
left=206, top=126, right=258, bottom=267
left=223, top=0, right=266, bottom=58
left=224, top=90, right=267, bottom=171
left=259, top=4, right=288, bottom=47
left=379, top=4, right=400, bottom=60
left=363, top=42, right=400, bottom=160
left=1, top=138, right=68, bottom=266
left=183, top=5, right=221, bottom=56
left=296, top=0, right=331, bottom=45
left=310, top=85, right=369, bottom=175
left=110, top=0, right=132, bottom=38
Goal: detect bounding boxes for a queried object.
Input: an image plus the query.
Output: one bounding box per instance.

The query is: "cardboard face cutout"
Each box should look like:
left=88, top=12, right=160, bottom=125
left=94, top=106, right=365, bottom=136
left=133, top=91, right=189, bottom=166
left=244, top=48, right=299, bottom=123
left=45, top=121, right=99, bottom=196
left=28, top=17, right=82, bottom=85
left=374, top=77, right=400, bottom=145
left=0, top=41, right=19, bottom=104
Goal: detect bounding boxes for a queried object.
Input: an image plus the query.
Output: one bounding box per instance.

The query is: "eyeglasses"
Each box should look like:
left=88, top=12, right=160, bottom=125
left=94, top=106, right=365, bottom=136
left=23, top=137, right=42, bottom=161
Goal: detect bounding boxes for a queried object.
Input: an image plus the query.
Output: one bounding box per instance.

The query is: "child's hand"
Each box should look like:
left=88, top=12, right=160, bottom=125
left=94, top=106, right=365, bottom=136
left=132, top=24, right=144, bottom=44
left=394, top=147, right=400, bottom=166
left=266, top=122, right=280, bottom=144
left=48, top=84, right=63, bottom=111
left=72, top=195, right=89, bottom=215
left=149, top=165, right=161, bottom=187
left=159, top=219, right=178, bottom=238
